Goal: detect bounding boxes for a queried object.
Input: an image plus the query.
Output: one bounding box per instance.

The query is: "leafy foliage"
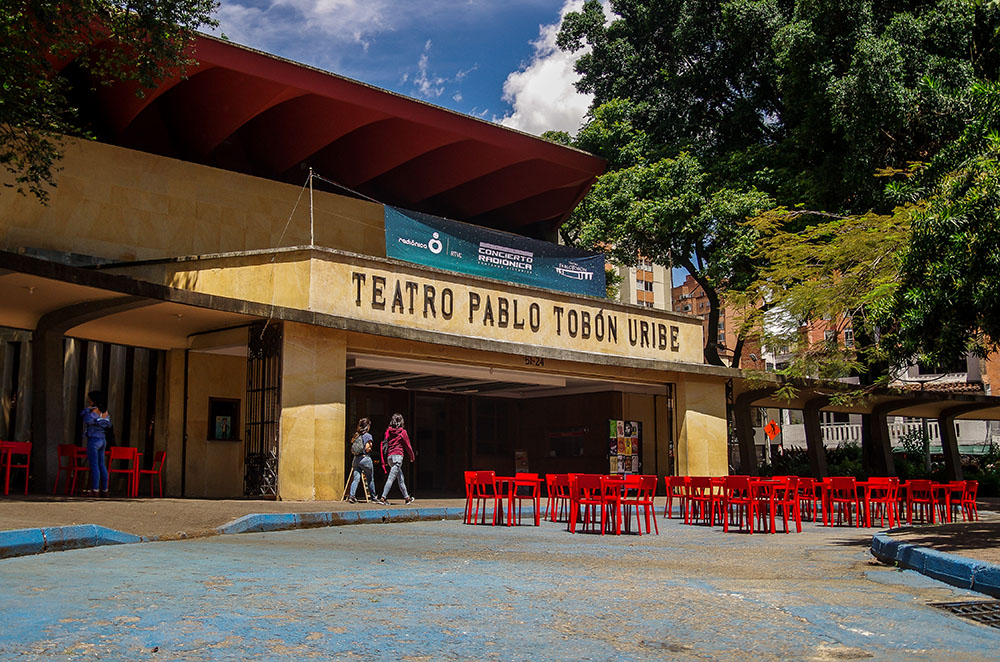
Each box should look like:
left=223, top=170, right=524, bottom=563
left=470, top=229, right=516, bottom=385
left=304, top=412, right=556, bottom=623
left=0, top=0, right=218, bottom=202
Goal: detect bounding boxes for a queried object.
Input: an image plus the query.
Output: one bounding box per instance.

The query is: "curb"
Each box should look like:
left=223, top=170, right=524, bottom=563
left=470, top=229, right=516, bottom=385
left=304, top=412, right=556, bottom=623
left=216, top=506, right=465, bottom=534
left=0, top=525, right=141, bottom=560
left=0, top=506, right=468, bottom=560
left=871, top=533, right=1000, bottom=598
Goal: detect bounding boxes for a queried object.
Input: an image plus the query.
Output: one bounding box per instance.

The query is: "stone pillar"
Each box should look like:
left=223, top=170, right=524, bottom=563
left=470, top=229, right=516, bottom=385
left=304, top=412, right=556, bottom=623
left=277, top=322, right=347, bottom=500
left=868, top=401, right=905, bottom=477
left=802, top=397, right=830, bottom=478
left=675, top=379, right=729, bottom=476
left=937, top=405, right=981, bottom=481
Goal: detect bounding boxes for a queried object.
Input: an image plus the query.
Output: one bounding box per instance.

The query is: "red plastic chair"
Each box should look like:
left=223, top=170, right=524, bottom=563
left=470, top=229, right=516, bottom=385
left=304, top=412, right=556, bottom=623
left=771, top=476, right=801, bottom=533
left=52, top=444, right=78, bottom=495
left=68, top=447, right=91, bottom=495
left=107, top=446, right=139, bottom=497
left=722, top=475, right=756, bottom=533
left=938, top=481, right=966, bottom=523
left=463, top=471, right=476, bottom=524
left=599, top=475, right=627, bottom=535
left=138, top=450, right=167, bottom=497
left=663, top=475, right=689, bottom=519
left=2, top=441, right=31, bottom=496
left=686, top=477, right=723, bottom=526
left=906, top=479, right=935, bottom=524
left=864, top=477, right=899, bottom=528
left=547, top=474, right=572, bottom=522
left=623, top=475, right=659, bottom=535
left=469, top=471, right=502, bottom=525
left=828, top=477, right=861, bottom=526
left=796, top=477, right=821, bottom=522
left=961, top=480, right=979, bottom=522
left=568, top=474, right=604, bottom=534
left=510, top=472, right=541, bottom=526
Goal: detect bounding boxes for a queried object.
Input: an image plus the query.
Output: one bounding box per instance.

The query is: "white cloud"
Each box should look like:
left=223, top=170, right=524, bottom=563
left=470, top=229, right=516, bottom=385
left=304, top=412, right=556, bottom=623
left=496, top=0, right=601, bottom=136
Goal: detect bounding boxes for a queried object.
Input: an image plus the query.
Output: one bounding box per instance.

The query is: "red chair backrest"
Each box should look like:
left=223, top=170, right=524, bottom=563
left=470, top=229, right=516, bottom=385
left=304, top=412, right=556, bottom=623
left=108, top=446, right=136, bottom=462
left=964, top=480, right=978, bottom=500
left=724, top=475, right=751, bottom=498
left=151, top=450, right=166, bottom=470
left=473, top=471, right=497, bottom=497
left=830, top=476, right=857, bottom=498
left=3, top=441, right=31, bottom=457
left=908, top=479, right=933, bottom=499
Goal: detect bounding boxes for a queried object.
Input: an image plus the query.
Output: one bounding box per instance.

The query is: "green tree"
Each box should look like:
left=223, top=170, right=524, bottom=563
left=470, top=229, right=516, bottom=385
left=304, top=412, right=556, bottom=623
left=556, top=0, right=1000, bottom=369
left=1, top=0, right=218, bottom=202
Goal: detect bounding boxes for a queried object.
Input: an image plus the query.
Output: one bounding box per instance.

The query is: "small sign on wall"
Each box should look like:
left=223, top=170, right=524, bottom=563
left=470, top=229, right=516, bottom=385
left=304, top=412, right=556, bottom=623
left=208, top=397, right=240, bottom=441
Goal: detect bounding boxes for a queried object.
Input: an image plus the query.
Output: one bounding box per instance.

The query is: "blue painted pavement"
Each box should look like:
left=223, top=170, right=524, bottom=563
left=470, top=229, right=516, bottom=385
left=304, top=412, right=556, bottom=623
left=1, top=517, right=998, bottom=660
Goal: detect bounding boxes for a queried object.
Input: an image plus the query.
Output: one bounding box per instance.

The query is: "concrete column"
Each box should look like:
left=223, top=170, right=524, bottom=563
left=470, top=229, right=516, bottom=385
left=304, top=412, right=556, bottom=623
left=868, top=402, right=906, bottom=477
left=733, top=389, right=773, bottom=477
left=277, top=322, right=347, bottom=500
left=801, top=397, right=830, bottom=478
left=937, top=405, right=983, bottom=481
left=675, top=379, right=729, bottom=476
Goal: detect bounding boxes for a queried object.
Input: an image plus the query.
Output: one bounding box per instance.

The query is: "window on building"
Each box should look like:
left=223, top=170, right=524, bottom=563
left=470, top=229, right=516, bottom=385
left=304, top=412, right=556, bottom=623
left=683, top=304, right=692, bottom=312
left=843, top=329, right=854, bottom=348
left=824, top=330, right=837, bottom=344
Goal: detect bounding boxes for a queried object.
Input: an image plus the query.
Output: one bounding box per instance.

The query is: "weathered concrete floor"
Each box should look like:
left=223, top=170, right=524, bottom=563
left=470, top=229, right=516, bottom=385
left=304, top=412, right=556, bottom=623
left=1, top=517, right=998, bottom=661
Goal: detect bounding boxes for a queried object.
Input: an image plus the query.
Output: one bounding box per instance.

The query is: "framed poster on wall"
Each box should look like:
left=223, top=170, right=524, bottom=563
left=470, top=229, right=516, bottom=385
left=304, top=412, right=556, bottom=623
left=608, top=419, right=641, bottom=475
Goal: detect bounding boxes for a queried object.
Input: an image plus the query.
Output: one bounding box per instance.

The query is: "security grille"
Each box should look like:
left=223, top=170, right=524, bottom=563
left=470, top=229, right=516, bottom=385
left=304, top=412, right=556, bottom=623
left=244, top=321, right=282, bottom=497
left=931, top=600, right=1000, bottom=629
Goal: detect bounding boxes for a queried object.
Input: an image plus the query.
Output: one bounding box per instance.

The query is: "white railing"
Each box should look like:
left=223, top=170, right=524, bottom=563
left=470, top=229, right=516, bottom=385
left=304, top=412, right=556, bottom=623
left=820, top=421, right=943, bottom=445
left=821, top=423, right=861, bottom=444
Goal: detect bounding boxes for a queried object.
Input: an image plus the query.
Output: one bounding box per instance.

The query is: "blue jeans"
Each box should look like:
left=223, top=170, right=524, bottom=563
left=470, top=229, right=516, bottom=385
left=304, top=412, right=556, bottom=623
left=381, top=454, right=409, bottom=499
left=349, top=455, right=375, bottom=499
left=87, top=437, right=108, bottom=491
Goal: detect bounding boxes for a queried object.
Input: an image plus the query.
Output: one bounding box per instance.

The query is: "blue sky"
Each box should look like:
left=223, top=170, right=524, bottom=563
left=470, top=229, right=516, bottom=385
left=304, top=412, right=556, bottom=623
left=208, top=0, right=596, bottom=135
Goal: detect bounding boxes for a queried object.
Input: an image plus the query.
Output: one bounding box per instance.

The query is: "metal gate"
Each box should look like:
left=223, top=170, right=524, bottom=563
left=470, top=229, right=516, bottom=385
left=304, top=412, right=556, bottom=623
left=244, top=321, right=282, bottom=497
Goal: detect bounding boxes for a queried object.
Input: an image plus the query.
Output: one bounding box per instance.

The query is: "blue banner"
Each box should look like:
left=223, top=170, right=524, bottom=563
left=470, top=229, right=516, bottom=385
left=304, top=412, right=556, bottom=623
left=384, top=207, right=606, bottom=298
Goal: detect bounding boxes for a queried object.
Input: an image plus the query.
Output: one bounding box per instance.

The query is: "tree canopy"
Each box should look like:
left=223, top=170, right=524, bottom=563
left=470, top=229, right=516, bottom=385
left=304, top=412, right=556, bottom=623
left=1, top=0, right=218, bottom=202
left=556, top=0, right=1000, bottom=369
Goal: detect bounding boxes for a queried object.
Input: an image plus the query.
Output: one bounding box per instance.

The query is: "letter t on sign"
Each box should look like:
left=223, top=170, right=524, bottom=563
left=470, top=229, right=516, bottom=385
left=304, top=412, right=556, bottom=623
left=352, top=272, right=367, bottom=307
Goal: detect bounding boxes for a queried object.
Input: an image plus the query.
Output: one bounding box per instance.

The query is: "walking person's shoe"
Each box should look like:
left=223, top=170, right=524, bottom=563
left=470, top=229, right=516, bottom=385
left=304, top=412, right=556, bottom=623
left=347, top=496, right=358, bottom=504
left=375, top=496, right=389, bottom=505
left=404, top=496, right=414, bottom=505
left=99, top=490, right=108, bottom=498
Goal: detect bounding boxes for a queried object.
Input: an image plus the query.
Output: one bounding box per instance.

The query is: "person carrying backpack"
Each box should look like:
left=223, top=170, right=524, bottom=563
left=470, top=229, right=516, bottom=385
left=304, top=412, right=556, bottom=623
left=378, top=413, right=415, bottom=505
left=347, top=417, right=376, bottom=503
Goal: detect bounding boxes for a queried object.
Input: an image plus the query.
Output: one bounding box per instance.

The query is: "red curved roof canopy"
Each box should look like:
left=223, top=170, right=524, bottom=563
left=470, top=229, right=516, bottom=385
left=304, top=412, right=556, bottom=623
left=64, top=34, right=606, bottom=235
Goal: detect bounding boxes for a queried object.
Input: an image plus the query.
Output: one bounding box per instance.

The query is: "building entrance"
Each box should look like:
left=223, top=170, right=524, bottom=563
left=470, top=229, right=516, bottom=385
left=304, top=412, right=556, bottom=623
left=346, top=353, right=674, bottom=496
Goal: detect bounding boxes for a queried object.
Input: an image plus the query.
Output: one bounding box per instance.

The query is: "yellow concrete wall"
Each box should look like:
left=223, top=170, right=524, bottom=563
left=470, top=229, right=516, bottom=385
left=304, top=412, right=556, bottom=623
left=278, top=322, right=347, bottom=500
left=0, top=138, right=385, bottom=261
left=183, top=352, right=247, bottom=498
left=675, top=379, right=728, bottom=476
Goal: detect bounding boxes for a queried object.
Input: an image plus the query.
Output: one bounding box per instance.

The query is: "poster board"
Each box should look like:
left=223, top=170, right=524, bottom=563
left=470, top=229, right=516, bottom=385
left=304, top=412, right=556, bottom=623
left=513, top=449, right=529, bottom=474
left=608, top=420, right=641, bottom=475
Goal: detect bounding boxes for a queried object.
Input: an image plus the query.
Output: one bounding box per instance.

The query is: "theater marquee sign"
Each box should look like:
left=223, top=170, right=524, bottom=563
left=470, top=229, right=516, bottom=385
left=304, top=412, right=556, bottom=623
left=311, top=258, right=703, bottom=364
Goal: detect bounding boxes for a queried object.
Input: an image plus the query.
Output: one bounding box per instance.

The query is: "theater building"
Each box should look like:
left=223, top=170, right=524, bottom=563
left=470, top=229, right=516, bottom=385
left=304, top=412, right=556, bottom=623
left=0, top=34, right=735, bottom=499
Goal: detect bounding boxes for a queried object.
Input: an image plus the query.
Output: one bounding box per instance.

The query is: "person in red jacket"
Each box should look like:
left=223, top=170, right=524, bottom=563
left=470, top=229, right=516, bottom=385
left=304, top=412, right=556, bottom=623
left=378, top=412, right=415, bottom=504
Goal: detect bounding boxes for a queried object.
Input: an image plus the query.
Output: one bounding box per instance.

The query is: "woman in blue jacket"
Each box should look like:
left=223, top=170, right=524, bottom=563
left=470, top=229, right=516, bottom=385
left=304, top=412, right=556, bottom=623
left=80, top=390, right=112, bottom=497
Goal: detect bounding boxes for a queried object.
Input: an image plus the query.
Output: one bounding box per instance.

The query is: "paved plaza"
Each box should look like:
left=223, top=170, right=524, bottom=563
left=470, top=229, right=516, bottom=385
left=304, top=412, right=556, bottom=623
left=1, top=515, right=999, bottom=661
